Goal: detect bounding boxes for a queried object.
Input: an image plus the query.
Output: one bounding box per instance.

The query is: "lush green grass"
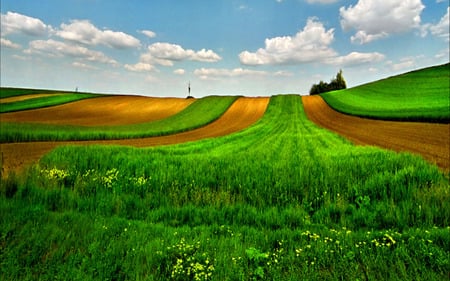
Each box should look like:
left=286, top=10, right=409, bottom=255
left=1, top=95, right=448, bottom=280
left=0, top=96, right=238, bottom=142
left=321, top=63, right=450, bottom=122
left=0, top=93, right=103, bottom=113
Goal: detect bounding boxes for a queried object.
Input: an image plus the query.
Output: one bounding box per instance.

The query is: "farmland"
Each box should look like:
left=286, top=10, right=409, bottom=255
left=1, top=84, right=449, bottom=280
left=321, top=63, right=450, bottom=122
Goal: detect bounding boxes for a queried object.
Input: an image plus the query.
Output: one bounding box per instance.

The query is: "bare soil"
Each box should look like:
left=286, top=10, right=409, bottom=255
left=0, top=95, right=195, bottom=126
left=0, top=97, right=270, bottom=175
left=302, top=95, right=449, bottom=171
left=0, top=93, right=65, bottom=104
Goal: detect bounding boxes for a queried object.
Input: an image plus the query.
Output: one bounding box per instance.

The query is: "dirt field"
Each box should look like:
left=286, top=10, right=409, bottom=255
left=0, top=97, right=270, bottom=175
left=0, top=95, right=195, bottom=126
left=0, top=93, right=65, bottom=104
left=302, top=95, right=449, bottom=171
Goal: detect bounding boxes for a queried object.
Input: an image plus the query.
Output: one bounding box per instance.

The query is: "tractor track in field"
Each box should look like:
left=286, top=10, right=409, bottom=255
left=302, top=95, right=449, bottom=171
left=0, top=96, right=270, bottom=175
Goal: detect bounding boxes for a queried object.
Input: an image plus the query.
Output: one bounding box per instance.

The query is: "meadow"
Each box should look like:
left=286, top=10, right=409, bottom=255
left=321, top=63, right=450, bottom=122
left=1, top=95, right=449, bottom=280
left=0, top=96, right=237, bottom=142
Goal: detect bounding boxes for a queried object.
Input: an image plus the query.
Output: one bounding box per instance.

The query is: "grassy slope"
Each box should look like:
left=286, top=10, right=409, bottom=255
left=1, top=95, right=448, bottom=280
left=321, top=63, right=450, bottom=122
left=0, top=87, right=73, bottom=98
left=0, top=93, right=103, bottom=113
left=0, top=96, right=238, bottom=142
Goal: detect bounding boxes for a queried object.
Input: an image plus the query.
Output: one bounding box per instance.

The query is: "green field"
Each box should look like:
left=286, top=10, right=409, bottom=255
left=0, top=93, right=103, bottom=113
left=1, top=95, right=448, bottom=280
left=0, top=96, right=237, bottom=142
left=321, top=63, right=450, bottom=122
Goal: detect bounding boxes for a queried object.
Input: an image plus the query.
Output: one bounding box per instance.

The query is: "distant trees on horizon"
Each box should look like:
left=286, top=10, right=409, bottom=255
left=309, top=70, right=347, bottom=95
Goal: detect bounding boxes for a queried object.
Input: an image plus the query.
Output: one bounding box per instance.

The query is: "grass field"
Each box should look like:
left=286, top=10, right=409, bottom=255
left=0, top=93, right=103, bottom=113
left=0, top=96, right=237, bottom=142
left=1, top=95, right=448, bottom=280
left=321, top=63, right=450, bottom=122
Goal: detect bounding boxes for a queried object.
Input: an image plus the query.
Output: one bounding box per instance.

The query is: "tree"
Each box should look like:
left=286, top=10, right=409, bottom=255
left=309, top=69, right=346, bottom=95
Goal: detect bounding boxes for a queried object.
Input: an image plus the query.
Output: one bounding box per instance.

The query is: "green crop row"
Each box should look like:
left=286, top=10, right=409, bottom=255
left=321, top=63, right=450, bottom=122
left=1, top=95, right=448, bottom=280
left=0, top=96, right=238, bottom=142
left=0, top=93, right=103, bottom=113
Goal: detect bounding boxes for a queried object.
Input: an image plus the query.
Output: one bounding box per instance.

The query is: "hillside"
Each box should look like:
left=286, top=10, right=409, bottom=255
left=321, top=63, right=450, bottom=122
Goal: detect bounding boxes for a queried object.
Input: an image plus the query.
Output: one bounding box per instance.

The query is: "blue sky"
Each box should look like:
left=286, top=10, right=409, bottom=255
left=1, top=0, right=449, bottom=97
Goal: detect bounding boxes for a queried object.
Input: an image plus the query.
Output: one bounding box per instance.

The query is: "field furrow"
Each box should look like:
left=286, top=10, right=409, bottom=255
left=0, top=97, right=269, bottom=175
left=302, top=95, right=450, bottom=171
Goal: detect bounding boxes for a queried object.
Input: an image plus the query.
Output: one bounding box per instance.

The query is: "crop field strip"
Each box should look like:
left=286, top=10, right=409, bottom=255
left=2, top=95, right=447, bottom=280
left=302, top=95, right=450, bottom=171
left=1, top=95, right=195, bottom=126
left=0, top=93, right=66, bottom=104
left=0, top=96, right=269, bottom=175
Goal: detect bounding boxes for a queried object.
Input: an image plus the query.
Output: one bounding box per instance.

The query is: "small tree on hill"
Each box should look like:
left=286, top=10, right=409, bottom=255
left=309, top=69, right=347, bottom=95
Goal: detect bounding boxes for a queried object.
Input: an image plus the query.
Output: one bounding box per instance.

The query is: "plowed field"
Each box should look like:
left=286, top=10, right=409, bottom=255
left=302, top=95, right=449, bottom=171
left=0, top=95, right=195, bottom=126
left=0, top=97, right=270, bottom=175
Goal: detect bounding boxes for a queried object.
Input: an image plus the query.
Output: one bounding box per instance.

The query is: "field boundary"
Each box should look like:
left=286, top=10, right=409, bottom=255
left=302, top=95, right=450, bottom=171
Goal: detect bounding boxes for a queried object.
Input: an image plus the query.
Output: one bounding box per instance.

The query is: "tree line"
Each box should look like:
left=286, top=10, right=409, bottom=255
left=310, top=70, right=347, bottom=95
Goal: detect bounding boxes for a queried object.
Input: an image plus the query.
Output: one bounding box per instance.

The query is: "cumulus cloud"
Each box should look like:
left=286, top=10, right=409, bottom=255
left=194, top=67, right=268, bottom=80
left=140, top=30, right=156, bottom=38
left=1, top=37, right=21, bottom=49
left=328, top=52, right=385, bottom=66
left=1, top=11, right=51, bottom=36
left=239, top=17, right=336, bottom=65
left=72, top=61, right=98, bottom=70
left=422, top=7, right=449, bottom=41
left=124, top=62, right=155, bottom=72
left=340, top=0, right=425, bottom=44
left=25, top=39, right=117, bottom=65
left=56, top=20, right=140, bottom=49
left=174, top=69, right=186, bottom=75
left=148, top=42, right=222, bottom=63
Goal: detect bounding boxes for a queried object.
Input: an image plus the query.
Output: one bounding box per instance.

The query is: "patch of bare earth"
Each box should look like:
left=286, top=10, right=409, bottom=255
left=0, top=97, right=270, bottom=175
left=0, top=93, right=65, bottom=104
left=0, top=95, right=195, bottom=126
left=302, top=95, right=449, bottom=171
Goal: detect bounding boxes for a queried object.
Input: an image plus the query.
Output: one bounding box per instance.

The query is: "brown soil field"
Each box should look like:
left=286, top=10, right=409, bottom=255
left=302, top=95, right=450, bottom=171
left=0, top=95, right=195, bottom=126
left=0, top=93, right=65, bottom=104
left=0, top=97, right=270, bottom=175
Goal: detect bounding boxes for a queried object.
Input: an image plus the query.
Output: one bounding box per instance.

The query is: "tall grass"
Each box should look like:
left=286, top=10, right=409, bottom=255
left=1, top=96, right=237, bottom=142
left=322, top=63, right=450, bottom=122
left=1, top=95, right=448, bottom=280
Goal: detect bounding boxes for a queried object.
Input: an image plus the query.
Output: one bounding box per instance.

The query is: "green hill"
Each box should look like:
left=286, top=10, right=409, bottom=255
left=321, top=63, right=450, bottom=122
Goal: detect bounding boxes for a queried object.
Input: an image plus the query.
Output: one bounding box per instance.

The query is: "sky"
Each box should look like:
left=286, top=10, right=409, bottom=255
left=1, top=0, right=449, bottom=97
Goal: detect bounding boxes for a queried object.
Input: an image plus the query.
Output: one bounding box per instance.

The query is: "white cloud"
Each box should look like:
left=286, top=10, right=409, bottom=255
left=140, top=30, right=156, bottom=38
left=56, top=20, right=140, bottom=49
left=148, top=42, right=221, bottom=63
left=306, top=0, right=339, bottom=4
left=1, top=37, right=21, bottom=49
left=340, top=0, right=425, bottom=44
left=422, top=7, right=449, bottom=41
left=174, top=69, right=186, bottom=75
left=387, top=57, right=417, bottom=71
left=1, top=11, right=51, bottom=36
left=239, top=17, right=336, bottom=65
left=194, top=67, right=268, bottom=80
left=25, top=39, right=117, bottom=65
left=328, top=52, right=385, bottom=66
left=72, top=61, right=98, bottom=70
left=124, top=62, right=155, bottom=72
